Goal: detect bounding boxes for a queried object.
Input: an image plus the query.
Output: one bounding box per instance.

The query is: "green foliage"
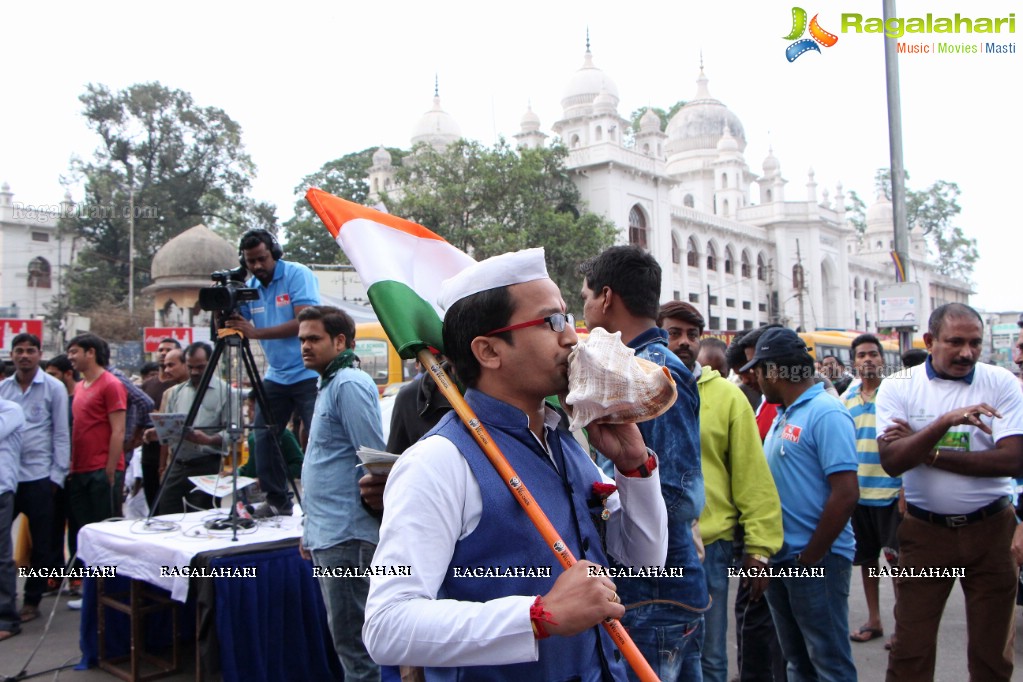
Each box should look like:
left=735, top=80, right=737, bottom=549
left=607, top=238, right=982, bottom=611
left=63, top=82, right=265, bottom=312
left=388, top=140, right=617, bottom=296
left=846, top=168, right=978, bottom=281
left=283, top=147, right=405, bottom=265
left=628, top=100, right=687, bottom=133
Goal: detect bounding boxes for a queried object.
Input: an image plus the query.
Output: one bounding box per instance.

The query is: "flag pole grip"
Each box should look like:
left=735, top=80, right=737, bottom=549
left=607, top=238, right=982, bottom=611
left=417, top=349, right=659, bottom=682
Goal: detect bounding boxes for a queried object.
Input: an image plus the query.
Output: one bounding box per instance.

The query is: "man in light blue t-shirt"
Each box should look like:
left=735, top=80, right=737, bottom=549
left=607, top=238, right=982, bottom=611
left=227, top=229, right=319, bottom=516
left=742, top=327, right=859, bottom=682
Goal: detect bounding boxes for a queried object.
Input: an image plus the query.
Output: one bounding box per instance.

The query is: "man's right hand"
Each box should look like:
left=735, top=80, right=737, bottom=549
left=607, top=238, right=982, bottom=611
left=359, top=473, right=388, bottom=512
left=541, top=560, right=625, bottom=637
left=298, top=537, right=312, bottom=561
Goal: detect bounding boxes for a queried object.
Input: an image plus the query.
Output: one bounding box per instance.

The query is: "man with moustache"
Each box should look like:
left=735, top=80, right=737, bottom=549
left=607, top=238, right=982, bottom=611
left=140, top=339, right=183, bottom=508
left=656, top=302, right=781, bottom=682
left=226, top=229, right=319, bottom=517
left=878, top=303, right=1023, bottom=681
left=578, top=246, right=706, bottom=681
left=743, top=327, right=859, bottom=681
left=151, top=343, right=228, bottom=515
left=365, top=249, right=667, bottom=681
left=0, top=334, right=69, bottom=623
left=295, top=305, right=384, bottom=681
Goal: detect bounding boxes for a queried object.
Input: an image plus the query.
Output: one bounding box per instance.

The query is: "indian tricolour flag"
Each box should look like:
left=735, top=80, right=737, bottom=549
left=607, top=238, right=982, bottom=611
left=305, top=187, right=475, bottom=358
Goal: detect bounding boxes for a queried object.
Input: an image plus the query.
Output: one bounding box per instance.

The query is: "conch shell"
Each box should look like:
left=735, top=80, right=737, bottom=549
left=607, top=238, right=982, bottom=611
left=564, top=328, right=678, bottom=431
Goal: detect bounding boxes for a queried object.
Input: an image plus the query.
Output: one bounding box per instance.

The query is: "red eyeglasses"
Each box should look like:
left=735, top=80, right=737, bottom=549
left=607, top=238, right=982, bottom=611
left=484, top=312, right=576, bottom=337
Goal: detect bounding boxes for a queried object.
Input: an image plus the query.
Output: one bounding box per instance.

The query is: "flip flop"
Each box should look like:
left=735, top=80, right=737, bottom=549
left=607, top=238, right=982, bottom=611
left=0, top=629, right=21, bottom=642
left=849, top=626, right=884, bottom=643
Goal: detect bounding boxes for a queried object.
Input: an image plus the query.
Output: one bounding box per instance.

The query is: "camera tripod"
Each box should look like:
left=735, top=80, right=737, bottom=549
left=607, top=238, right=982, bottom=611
left=146, top=327, right=301, bottom=541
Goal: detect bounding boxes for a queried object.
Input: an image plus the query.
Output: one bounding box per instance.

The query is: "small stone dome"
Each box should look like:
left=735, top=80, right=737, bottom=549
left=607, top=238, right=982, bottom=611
left=638, top=108, right=661, bottom=134
left=520, top=104, right=541, bottom=133
left=372, top=146, right=392, bottom=166
left=593, top=87, right=617, bottom=115
left=716, top=122, right=739, bottom=152
left=762, top=147, right=781, bottom=175
left=665, top=68, right=746, bottom=155
left=150, top=224, right=238, bottom=282
left=865, top=194, right=894, bottom=234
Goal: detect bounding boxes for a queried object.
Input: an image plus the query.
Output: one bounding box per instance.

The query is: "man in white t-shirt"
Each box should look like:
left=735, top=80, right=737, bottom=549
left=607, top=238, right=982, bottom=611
left=876, top=303, right=1023, bottom=682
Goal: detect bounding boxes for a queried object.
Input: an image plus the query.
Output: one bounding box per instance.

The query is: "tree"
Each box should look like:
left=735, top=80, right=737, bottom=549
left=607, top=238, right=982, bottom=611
left=846, top=168, right=978, bottom=281
left=387, top=140, right=618, bottom=296
left=283, top=147, right=405, bottom=265
left=62, top=82, right=267, bottom=314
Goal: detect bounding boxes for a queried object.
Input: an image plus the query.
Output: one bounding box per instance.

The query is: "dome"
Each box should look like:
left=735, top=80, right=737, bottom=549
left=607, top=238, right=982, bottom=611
left=150, top=224, right=238, bottom=282
left=865, top=193, right=894, bottom=234
left=561, top=48, right=619, bottom=117
left=762, top=147, right=780, bottom=175
left=716, top=122, right=739, bottom=152
left=372, top=146, right=392, bottom=166
left=411, top=95, right=462, bottom=150
left=665, top=68, right=747, bottom=154
left=593, top=87, right=617, bottom=115
left=520, top=104, right=541, bottom=133
left=638, top=108, right=661, bottom=134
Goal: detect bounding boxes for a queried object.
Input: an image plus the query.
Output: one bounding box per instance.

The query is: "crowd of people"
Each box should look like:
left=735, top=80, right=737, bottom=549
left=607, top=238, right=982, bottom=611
left=2, top=237, right=1023, bottom=682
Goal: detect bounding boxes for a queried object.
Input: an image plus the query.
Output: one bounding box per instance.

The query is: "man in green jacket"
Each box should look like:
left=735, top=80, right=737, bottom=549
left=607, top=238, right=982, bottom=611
left=658, top=301, right=783, bottom=682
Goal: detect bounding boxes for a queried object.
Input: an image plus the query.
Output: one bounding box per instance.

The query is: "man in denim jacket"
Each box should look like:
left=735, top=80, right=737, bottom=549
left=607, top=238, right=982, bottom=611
left=580, top=246, right=709, bottom=681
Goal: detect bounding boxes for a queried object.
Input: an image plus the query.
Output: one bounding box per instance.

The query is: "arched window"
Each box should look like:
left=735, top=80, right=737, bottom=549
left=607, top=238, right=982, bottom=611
left=722, top=199, right=730, bottom=216
left=854, top=277, right=861, bottom=300
left=671, top=234, right=681, bottom=264
left=628, top=205, right=648, bottom=250
left=721, top=172, right=728, bottom=188
left=27, top=257, right=51, bottom=288
left=683, top=194, right=695, bottom=208
left=757, top=254, right=767, bottom=281
left=571, top=134, right=580, bottom=148
left=741, top=252, right=752, bottom=278
left=766, top=189, right=773, bottom=202
left=706, top=242, right=717, bottom=271
left=642, top=143, right=650, bottom=155
left=724, top=247, right=734, bottom=275
left=864, top=281, right=871, bottom=302
left=686, top=237, right=698, bottom=267
left=595, top=126, right=603, bottom=141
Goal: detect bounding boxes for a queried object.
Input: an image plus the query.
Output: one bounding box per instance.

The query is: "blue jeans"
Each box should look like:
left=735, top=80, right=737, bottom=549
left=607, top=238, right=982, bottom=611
left=253, top=377, right=316, bottom=508
left=765, top=554, right=856, bottom=682
left=311, top=540, right=380, bottom=682
left=702, top=539, right=733, bottom=682
left=622, top=602, right=704, bottom=682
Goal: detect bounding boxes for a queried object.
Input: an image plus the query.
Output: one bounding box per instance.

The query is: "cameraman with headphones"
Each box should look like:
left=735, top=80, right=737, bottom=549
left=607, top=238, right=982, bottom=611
left=226, top=229, right=320, bottom=517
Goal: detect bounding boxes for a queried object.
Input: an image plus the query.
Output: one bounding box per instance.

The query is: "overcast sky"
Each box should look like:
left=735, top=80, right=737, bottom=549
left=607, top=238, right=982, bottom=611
left=2, top=0, right=1017, bottom=311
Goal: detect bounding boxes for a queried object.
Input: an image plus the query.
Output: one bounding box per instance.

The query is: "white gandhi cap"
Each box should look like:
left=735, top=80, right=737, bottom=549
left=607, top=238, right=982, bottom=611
left=438, top=247, right=549, bottom=311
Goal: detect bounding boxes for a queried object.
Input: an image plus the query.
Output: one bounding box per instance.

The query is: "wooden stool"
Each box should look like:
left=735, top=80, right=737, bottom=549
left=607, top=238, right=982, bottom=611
left=97, top=577, right=181, bottom=681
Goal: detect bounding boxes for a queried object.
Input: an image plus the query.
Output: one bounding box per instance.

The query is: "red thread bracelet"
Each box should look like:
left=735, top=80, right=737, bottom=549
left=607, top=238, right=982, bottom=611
left=530, top=595, right=558, bottom=639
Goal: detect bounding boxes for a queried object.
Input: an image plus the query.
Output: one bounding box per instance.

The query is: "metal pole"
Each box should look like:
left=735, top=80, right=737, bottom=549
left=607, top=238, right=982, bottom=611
left=128, top=172, right=135, bottom=316
left=883, top=0, right=912, bottom=355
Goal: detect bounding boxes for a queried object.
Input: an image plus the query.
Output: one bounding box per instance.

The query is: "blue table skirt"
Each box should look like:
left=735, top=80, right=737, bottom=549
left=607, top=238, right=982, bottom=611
left=79, top=544, right=343, bottom=681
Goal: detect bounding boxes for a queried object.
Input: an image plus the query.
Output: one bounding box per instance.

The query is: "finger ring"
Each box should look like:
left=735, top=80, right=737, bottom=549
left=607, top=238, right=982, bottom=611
left=608, top=591, right=620, bottom=604
left=964, top=412, right=970, bottom=420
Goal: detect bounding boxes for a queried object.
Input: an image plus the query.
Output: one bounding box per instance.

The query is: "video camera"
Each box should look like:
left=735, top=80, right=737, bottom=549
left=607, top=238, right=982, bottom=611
left=198, top=266, right=259, bottom=319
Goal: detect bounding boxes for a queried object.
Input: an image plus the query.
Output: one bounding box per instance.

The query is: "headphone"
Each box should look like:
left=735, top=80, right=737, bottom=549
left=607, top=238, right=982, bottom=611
left=238, top=228, right=283, bottom=270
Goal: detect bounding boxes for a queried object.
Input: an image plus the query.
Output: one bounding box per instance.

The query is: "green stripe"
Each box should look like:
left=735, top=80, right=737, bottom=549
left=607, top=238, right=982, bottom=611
left=367, top=280, right=445, bottom=359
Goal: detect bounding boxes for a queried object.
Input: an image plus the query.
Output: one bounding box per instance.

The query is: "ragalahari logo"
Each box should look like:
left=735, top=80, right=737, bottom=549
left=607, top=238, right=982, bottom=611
left=784, top=7, right=839, bottom=61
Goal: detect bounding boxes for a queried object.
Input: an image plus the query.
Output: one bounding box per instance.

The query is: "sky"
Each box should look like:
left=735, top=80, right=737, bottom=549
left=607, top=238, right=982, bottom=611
left=1, top=0, right=1018, bottom=311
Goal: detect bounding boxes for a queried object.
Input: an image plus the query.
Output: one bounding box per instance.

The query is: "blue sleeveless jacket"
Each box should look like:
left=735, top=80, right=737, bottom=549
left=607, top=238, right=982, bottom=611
left=425, top=389, right=626, bottom=682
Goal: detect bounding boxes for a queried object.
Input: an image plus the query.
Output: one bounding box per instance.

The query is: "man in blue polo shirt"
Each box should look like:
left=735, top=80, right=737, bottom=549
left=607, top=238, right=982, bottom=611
left=227, top=229, right=320, bottom=516
left=742, top=327, right=859, bottom=681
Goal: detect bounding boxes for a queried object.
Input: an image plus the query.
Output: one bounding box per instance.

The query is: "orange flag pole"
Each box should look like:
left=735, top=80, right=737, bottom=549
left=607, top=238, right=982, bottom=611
left=417, top=348, right=660, bottom=682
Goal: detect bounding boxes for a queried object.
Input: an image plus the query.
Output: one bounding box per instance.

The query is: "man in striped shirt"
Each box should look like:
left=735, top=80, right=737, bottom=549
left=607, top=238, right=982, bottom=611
left=845, top=333, right=901, bottom=646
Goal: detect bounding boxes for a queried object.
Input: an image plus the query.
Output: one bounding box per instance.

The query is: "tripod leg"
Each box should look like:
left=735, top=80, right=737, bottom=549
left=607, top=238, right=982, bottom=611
left=239, top=337, right=304, bottom=511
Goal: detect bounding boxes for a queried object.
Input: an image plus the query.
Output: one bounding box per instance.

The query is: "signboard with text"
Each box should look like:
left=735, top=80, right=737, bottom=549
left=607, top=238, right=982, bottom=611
left=143, top=327, right=193, bottom=353
left=0, top=319, right=45, bottom=356
left=877, top=283, right=921, bottom=329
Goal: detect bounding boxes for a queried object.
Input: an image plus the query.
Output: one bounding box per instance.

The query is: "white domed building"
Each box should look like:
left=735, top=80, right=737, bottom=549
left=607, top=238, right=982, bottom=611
left=374, top=47, right=970, bottom=334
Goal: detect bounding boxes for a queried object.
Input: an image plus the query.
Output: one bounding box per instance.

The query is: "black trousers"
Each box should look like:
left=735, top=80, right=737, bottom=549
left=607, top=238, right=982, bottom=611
left=14, top=478, right=60, bottom=606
